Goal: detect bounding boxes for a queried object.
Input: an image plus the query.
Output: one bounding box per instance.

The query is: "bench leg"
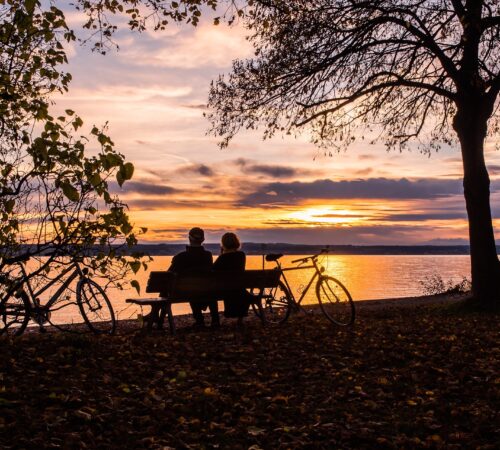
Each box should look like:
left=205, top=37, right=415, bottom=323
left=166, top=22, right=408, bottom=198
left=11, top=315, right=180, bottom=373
left=165, top=303, right=175, bottom=335
left=158, top=304, right=167, bottom=330
left=256, top=298, right=266, bottom=324
left=147, top=304, right=161, bottom=331
left=247, top=297, right=265, bottom=324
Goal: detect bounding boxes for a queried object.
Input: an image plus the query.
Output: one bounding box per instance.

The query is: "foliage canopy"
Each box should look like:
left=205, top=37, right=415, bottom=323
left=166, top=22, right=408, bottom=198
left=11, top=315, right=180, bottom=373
left=208, top=0, right=500, bottom=152
left=1, top=0, right=145, bottom=287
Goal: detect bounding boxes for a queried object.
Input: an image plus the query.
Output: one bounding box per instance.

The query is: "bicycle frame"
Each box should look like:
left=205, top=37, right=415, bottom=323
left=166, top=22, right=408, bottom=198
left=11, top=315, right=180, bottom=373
left=18, top=260, right=84, bottom=312
left=2, top=255, right=116, bottom=335
left=270, top=256, right=327, bottom=309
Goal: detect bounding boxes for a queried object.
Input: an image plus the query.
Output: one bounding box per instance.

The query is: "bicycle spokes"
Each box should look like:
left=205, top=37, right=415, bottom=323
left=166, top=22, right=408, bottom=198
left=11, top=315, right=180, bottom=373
left=316, top=276, right=354, bottom=326
left=77, top=279, right=115, bottom=334
left=258, top=281, right=292, bottom=324
left=322, top=281, right=340, bottom=303
left=80, top=285, right=101, bottom=312
left=0, top=297, right=30, bottom=336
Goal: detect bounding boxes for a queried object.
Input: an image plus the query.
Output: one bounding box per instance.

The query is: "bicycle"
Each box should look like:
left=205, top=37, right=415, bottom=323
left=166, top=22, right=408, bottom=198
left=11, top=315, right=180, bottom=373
left=253, top=251, right=355, bottom=326
left=0, top=255, right=116, bottom=336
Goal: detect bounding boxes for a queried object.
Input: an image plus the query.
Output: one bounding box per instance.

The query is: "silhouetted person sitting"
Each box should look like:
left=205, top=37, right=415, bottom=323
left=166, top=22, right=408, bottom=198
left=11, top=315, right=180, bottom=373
left=167, top=227, right=219, bottom=328
left=213, top=232, right=251, bottom=325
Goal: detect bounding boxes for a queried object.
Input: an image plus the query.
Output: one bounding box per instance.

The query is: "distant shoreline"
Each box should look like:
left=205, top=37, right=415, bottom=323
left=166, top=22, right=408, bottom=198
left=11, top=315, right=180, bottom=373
left=18, top=243, right=500, bottom=257
left=130, top=243, right=487, bottom=256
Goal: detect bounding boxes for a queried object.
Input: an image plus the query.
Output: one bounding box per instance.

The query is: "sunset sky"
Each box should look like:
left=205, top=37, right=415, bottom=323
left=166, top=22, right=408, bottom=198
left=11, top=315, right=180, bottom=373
left=55, top=11, right=500, bottom=245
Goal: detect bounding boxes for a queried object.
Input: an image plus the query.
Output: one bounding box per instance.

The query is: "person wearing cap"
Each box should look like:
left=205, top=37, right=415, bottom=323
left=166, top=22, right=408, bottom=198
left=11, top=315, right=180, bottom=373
left=166, top=227, right=219, bottom=328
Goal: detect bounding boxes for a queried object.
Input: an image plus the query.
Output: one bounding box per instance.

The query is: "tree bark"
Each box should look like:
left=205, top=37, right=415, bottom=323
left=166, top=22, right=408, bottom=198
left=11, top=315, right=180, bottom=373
left=453, top=105, right=500, bottom=306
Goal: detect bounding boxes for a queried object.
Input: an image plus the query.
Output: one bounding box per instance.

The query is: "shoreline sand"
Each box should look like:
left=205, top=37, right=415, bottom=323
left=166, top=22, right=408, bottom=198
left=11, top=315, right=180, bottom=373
left=19, top=292, right=469, bottom=335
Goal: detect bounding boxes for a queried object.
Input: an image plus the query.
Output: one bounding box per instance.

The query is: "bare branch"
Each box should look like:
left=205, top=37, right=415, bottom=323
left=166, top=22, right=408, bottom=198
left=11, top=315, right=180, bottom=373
left=481, top=16, right=500, bottom=30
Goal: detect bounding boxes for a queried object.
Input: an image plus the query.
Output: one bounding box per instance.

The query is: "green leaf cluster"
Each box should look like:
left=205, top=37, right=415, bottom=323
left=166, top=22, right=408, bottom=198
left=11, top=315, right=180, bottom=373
left=1, top=0, right=148, bottom=292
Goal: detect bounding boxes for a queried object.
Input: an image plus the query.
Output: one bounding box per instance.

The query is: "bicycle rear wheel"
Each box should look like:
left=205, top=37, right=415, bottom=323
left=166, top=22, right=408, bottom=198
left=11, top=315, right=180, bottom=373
left=77, top=278, right=116, bottom=334
left=0, top=291, right=30, bottom=336
left=316, top=276, right=355, bottom=326
left=252, top=280, right=292, bottom=324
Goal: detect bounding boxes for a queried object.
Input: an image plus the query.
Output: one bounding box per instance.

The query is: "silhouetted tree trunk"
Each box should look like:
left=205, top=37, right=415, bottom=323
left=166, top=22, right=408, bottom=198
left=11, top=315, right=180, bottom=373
left=454, top=99, right=500, bottom=303
left=453, top=1, right=500, bottom=304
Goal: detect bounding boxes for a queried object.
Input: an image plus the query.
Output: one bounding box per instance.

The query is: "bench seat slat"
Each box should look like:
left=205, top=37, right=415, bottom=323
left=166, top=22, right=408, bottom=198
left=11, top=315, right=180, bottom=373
left=126, top=298, right=168, bottom=305
left=146, top=269, right=280, bottom=295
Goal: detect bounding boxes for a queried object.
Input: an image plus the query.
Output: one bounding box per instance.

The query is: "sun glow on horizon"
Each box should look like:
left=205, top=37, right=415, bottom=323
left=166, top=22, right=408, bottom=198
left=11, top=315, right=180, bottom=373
left=288, top=207, right=366, bottom=226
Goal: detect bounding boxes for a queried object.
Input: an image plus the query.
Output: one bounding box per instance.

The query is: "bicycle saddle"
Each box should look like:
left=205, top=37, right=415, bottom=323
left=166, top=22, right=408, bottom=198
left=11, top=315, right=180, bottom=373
left=265, top=253, right=283, bottom=262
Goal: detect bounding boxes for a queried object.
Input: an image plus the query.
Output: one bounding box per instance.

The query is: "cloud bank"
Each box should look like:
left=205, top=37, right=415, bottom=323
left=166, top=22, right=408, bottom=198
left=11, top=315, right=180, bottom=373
left=239, top=178, right=469, bottom=207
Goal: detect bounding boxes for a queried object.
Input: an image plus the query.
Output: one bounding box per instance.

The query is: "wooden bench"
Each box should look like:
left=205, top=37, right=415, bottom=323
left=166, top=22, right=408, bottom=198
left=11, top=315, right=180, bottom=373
left=126, top=269, right=281, bottom=334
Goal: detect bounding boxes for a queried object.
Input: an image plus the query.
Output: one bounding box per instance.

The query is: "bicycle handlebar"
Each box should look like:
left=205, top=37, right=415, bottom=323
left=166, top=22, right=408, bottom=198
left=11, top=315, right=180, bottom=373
left=291, top=248, right=331, bottom=265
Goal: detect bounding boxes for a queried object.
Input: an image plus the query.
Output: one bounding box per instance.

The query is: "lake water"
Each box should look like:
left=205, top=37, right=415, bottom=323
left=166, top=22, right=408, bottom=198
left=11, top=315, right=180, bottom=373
left=94, top=255, right=470, bottom=326
left=31, top=254, right=471, bottom=325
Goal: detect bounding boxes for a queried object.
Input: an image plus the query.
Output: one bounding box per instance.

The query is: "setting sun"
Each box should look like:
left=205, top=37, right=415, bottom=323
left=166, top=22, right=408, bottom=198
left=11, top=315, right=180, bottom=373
left=288, top=207, right=365, bottom=226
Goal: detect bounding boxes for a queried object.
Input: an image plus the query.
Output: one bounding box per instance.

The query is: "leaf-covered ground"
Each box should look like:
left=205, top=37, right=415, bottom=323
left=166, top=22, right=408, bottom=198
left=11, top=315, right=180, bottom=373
left=1, top=302, right=499, bottom=449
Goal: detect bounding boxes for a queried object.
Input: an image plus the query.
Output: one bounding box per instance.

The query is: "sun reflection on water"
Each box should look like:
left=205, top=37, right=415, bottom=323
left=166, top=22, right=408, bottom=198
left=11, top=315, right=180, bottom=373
left=34, top=254, right=470, bottom=325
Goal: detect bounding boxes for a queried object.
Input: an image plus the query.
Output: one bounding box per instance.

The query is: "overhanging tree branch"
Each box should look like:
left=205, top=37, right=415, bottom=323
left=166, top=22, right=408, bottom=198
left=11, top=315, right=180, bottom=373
left=481, top=15, right=500, bottom=30
left=207, top=0, right=500, bottom=303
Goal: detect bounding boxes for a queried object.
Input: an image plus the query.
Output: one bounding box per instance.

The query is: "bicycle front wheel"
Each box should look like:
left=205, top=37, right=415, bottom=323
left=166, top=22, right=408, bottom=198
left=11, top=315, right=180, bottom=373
left=0, top=291, right=30, bottom=337
left=77, top=278, right=116, bottom=334
left=316, top=276, right=355, bottom=326
left=252, top=281, right=292, bottom=324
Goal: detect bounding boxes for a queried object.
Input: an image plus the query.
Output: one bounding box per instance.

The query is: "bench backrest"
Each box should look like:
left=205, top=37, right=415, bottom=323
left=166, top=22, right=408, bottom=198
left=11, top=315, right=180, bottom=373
left=146, top=269, right=280, bottom=298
